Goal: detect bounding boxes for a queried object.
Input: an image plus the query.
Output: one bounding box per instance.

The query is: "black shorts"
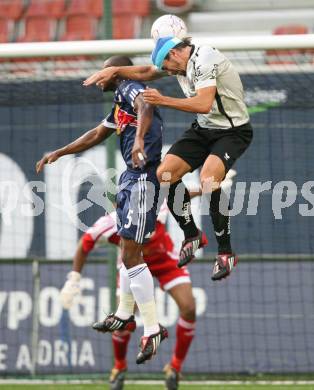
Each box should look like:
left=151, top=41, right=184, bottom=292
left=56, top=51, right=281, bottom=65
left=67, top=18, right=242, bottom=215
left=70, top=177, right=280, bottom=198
left=167, top=121, right=253, bottom=172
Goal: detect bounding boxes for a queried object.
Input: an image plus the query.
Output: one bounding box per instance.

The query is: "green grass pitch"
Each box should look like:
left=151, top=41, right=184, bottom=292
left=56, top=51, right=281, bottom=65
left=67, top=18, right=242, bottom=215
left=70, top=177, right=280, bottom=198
left=1, top=385, right=314, bottom=390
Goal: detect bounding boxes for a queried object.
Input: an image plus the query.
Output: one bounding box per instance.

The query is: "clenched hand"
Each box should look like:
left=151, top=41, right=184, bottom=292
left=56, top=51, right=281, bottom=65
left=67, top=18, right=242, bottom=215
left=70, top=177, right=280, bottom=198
left=132, top=136, right=147, bottom=168
left=143, top=88, right=164, bottom=105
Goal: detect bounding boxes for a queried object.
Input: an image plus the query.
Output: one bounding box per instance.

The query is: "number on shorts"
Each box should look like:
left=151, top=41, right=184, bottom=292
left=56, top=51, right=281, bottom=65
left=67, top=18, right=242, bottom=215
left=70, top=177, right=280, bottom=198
left=124, top=209, right=134, bottom=228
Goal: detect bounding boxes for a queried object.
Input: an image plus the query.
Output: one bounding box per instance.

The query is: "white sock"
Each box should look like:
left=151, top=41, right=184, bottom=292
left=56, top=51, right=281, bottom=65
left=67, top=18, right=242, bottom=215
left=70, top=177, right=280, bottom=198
left=127, top=263, right=159, bottom=337
left=115, top=264, right=135, bottom=320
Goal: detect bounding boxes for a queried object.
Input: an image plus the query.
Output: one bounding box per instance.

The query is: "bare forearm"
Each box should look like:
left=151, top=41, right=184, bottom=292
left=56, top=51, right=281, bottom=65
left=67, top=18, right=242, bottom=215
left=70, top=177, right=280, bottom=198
left=73, top=240, right=88, bottom=273
left=131, top=95, right=153, bottom=167
left=58, top=127, right=112, bottom=157
left=160, top=95, right=211, bottom=114
left=136, top=105, right=153, bottom=138
left=115, top=65, right=163, bottom=81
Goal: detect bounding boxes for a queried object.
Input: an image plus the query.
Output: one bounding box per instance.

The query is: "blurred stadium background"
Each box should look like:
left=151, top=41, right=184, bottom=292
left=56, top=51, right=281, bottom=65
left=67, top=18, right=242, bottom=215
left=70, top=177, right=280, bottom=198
left=0, top=0, right=314, bottom=386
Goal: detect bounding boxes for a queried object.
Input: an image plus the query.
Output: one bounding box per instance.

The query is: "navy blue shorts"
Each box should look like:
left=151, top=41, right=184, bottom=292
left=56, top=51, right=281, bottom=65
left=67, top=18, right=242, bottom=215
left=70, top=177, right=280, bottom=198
left=116, top=166, right=160, bottom=244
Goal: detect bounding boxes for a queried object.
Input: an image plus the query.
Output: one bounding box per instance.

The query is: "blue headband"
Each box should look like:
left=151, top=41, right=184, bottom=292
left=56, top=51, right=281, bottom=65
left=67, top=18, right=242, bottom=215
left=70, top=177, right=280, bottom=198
left=151, top=37, right=182, bottom=69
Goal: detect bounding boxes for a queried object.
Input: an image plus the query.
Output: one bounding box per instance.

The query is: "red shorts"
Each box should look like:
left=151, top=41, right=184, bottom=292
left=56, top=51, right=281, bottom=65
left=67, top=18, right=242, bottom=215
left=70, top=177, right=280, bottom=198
left=147, top=251, right=191, bottom=291
left=117, top=251, right=191, bottom=291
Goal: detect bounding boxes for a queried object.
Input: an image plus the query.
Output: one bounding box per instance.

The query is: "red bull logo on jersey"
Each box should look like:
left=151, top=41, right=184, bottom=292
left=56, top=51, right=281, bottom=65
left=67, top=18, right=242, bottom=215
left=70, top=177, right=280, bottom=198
left=114, top=105, right=138, bottom=135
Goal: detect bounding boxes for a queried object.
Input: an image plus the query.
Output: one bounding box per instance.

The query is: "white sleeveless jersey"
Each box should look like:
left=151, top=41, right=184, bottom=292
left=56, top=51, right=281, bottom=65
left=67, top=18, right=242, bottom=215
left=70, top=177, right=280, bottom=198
left=177, top=45, right=249, bottom=129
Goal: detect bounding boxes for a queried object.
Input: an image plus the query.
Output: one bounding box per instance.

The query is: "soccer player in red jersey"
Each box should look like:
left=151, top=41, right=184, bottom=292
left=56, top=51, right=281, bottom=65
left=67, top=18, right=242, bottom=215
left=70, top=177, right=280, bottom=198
left=61, top=201, right=206, bottom=390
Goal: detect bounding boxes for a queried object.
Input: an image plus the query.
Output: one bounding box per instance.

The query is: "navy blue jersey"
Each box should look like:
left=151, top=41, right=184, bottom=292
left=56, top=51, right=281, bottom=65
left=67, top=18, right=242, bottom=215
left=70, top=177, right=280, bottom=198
left=103, top=80, right=163, bottom=170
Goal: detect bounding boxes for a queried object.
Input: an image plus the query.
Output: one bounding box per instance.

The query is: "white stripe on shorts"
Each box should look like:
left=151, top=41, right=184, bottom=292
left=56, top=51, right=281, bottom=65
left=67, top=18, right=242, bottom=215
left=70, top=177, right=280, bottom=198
left=135, top=175, right=143, bottom=243
left=139, top=173, right=147, bottom=243
left=135, top=173, right=147, bottom=243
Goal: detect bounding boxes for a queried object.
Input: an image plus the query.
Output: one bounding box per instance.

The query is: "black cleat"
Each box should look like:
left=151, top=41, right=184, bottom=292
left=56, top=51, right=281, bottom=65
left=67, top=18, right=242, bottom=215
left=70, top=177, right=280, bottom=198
left=164, top=363, right=181, bottom=390
left=211, top=253, right=238, bottom=281
left=136, top=325, right=168, bottom=364
left=92, top=313, right=136, bottom=333
left=109, top=367, right=126, bottom=390
left=178, top=230, right=208, bottom=268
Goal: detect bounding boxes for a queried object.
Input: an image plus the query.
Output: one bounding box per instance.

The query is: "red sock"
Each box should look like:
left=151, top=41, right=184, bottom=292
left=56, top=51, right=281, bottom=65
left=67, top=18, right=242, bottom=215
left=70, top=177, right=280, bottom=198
left=112, top=330, right=131, bottom=370
left=170, top=317, right=195, bottom=373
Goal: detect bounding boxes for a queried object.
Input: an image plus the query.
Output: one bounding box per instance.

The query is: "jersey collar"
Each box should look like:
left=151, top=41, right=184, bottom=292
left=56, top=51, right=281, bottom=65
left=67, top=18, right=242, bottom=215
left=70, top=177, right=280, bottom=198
left=189, top=44, right=195, bottom=58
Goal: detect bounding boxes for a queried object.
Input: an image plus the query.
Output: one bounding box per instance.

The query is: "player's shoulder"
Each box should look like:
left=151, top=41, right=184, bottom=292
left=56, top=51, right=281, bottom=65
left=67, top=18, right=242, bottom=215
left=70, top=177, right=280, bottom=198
left=119, top=80, right=146, bottom=96
left=194, top=45, right=225, bottom=64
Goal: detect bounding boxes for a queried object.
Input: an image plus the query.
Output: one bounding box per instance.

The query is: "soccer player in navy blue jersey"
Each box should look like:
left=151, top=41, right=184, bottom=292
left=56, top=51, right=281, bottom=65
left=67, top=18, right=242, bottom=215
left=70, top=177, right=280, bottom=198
left=36, top=56, right=168, bottom=364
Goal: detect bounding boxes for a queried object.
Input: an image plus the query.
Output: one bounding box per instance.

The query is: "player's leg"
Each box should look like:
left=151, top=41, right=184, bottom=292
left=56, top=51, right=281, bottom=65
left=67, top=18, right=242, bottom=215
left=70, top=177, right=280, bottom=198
left=157, top=154, right=199, bottom=241
left=120, top=237, right=159, bottom=338
left=92, top=178, right=141, bottom=334
left=110, top=330, right=130, bottom=390
left=94, top=171, right=168, bottom=362
left=200, top=152, right=239, bottom=281
left=110, top=291, right=132, bottom=390
left=94, top=237, right=167, bottom=363
left=157, top=126, right=209, bottom=266
left=157, top=153, right=191, bottom=184
left=122, top=239, right=168, bottom=364
left=93, top=238, right=143, bottom=331
left=201, top=125, right=253, bottom=280
left=165, top=282, right=196, bottom=389
left=93, top=255, right=137, bottom=333
left=111, top=329, right=131, bottom=371
left=118, top=174, right=162, bottom=333
left=200, top=154, right=231, bottom=252
left=151, top=254, right=195, bottom=389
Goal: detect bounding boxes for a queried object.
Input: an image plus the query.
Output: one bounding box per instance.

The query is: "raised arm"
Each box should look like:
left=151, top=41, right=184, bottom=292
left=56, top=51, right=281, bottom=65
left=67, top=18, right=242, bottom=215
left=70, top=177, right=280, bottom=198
left=131, top=93, right=154, bottom=168
left=143, top=86, right=217, bottom=114
left=83, top=65, right=165, bottom=88
left=36, top=123, right=114, bottom=173
left=60, top=213, right=118, bottom=309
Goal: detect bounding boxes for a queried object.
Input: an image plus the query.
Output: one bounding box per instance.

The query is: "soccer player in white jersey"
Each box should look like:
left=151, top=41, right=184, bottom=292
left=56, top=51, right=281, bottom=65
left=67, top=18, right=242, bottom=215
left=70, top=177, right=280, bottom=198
left=61, top=201, right=203, bottom=390
left=83, top=37, right=253, bottom=281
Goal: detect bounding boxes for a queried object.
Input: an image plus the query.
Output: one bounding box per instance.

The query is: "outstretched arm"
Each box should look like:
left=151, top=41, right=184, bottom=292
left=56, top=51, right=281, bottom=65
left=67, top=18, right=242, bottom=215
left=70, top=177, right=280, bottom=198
left=72, top=239, right=88, bottom=273
left=60, top=212, right=119, bottom=309
left=83, top=65, right=165, bottom=89
left=59, top=238, right=88, bottom=309
left=36, top=123, right=114, bottom=173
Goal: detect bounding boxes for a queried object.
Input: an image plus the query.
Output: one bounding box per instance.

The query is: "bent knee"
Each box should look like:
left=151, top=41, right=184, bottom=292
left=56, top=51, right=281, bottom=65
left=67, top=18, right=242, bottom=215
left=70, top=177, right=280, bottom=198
left=157, top=164, right=178, bottom=184
left=200, top=175, right=222, bottom=193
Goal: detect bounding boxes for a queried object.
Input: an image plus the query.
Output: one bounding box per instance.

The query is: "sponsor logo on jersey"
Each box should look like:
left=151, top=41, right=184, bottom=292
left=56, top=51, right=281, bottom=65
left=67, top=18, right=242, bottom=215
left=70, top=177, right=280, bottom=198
left=114, top=105, right=137, bottom=135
